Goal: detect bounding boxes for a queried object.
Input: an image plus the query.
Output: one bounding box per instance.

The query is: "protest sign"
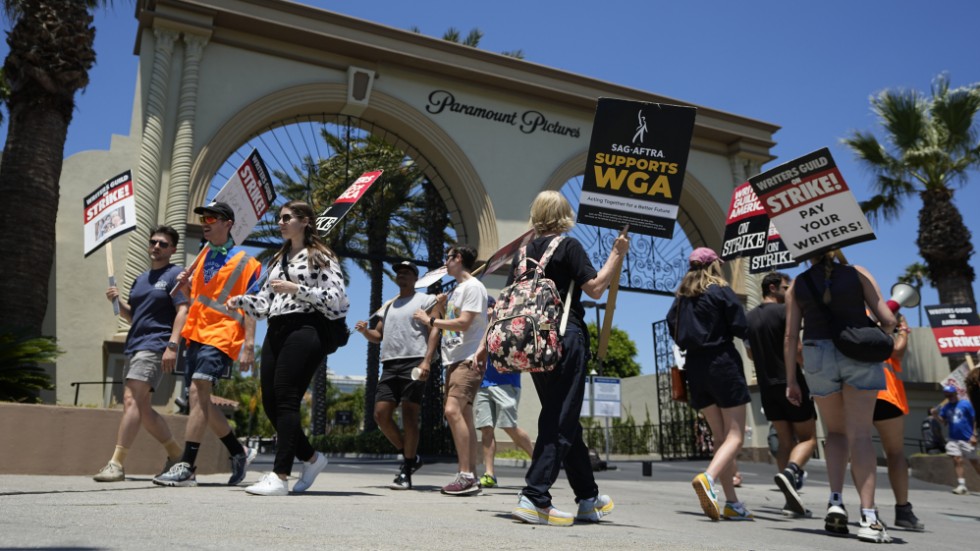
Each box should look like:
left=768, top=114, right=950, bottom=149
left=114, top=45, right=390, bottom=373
left=925, top=304, right=980, bottom=355
left=721, top=182, right=768, bottom=260
left=748, top=148, right=875, bottom=262
left=749, top=222, right=798, bottom=274
left=578, top=98, right=696, bottom=238
left=415, top=266, right=448, bottom=289
left=315, top=170, right=384, bottom=236
left=476, top=229, right=535, bottom=278
left=83, top=170, right=137, bottom=257
left=212, top=149, right=276, bottom=245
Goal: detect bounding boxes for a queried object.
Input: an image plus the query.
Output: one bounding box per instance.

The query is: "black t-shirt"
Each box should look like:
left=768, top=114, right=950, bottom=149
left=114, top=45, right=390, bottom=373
left=745, top=302, right=791, bottom=386
left=507, top=235, right=597, bottom=329
left=666, top=285, right=747, bottom=351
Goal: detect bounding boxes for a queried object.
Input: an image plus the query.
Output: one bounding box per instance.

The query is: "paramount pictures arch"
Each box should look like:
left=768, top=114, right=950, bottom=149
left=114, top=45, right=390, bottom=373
left=51, top=0, right=777, bottom=412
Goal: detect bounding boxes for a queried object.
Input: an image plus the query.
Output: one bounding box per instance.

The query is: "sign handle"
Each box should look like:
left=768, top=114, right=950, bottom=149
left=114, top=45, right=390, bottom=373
left=596, top=225, right=629, bottom=366
left=170, top=244, right=210, bottom=297
left=106, top=242, right=120, bottom=315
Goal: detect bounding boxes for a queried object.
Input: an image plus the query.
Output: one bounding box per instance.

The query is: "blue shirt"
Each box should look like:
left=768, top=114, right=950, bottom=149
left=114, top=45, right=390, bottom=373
left=125, top=264, right=187, bottom=355
left=941, top=399, right=976, bottom=442
left=481, top=360, right=521, bottom=388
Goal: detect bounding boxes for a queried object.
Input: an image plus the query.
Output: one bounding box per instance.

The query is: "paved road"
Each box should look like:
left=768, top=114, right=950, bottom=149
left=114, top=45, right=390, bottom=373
left=2, top=455, right=977, bottom=550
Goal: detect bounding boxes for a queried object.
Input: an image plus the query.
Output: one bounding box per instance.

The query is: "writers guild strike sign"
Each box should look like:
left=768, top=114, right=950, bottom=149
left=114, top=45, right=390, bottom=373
left=925, top=304, right=980, bottom=356
left=578, top=98, right=696, bottom=238
left=720, top=181, right=796, bottom=272
left=316, top=171, right=384, bottom=236
left=212, top=149, right=277, bottom=246
left=748, top=147, right=875, bottom=262
left=83, top=170, right=137, bottom=257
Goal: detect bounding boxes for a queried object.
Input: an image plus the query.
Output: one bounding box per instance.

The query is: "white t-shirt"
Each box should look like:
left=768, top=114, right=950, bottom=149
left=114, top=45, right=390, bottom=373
left=378, top=292, right=437, bottom=362
left=441, top=277, right=488, bottom=364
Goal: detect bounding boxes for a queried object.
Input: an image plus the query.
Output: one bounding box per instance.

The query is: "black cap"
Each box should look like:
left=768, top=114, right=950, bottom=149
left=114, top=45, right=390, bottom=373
left=392, top=261, right=419, bottom=276
left=193, top=201, right=235, bottom=222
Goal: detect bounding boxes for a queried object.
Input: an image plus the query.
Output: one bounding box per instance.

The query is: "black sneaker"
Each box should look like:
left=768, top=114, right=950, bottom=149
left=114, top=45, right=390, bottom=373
left=775, top=469, right=806, bottom=516
left=894, top=502, right=924, bottom=531
left=408, top=455, right=423, bottom=474
left=228, top=446, right=257, bottom=486
left=390, top=463, right=412, bottom=490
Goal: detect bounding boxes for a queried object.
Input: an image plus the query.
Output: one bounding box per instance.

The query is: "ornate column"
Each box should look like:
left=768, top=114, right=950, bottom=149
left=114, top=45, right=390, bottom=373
left=120, top=27, right=177, bottom=330
left=165, top=33, right=208, bottom=261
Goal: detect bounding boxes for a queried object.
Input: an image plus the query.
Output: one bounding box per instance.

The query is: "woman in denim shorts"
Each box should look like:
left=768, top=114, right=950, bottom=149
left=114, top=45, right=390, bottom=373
left=784, top=250, right=895, bottom=543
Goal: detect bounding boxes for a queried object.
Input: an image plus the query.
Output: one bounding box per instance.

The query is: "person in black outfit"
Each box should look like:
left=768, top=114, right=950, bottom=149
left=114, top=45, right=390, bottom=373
left=745, top=271, right=817, bottom=518
left=478, top=190, right=628, bottom=526
left=667, top=247, right=752, bottom=521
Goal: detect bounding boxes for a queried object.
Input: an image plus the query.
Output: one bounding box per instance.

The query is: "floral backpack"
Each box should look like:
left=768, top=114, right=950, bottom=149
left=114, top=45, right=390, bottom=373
left=486, top=236, right=573, bottom=373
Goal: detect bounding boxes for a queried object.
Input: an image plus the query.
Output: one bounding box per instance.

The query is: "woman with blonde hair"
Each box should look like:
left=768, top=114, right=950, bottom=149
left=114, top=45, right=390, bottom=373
left=667, top=247, right=751, bottom=521
left=481, top=190, right=628, bottom=526
left=227, top=200, right=349, bottom=495
left=785, top=250, right=895, bottom=543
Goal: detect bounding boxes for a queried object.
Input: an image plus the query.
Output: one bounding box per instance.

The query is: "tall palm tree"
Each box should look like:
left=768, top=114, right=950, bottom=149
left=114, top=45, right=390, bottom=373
left=0, top=0, right=101, bottom=335
left=844, top=75, right=980, bottom=369
left=844, top=75, right=980, bottom=306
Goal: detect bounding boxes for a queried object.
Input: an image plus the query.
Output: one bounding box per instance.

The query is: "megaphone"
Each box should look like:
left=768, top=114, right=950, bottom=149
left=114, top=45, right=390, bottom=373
left=887, top=283, right=920, bottom=313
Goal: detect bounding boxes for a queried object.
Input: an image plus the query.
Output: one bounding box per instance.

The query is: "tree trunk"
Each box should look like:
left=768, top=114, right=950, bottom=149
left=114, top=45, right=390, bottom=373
left=0, top=95, right=72, bottom=335
left=917, top=187, right=977, bottom=370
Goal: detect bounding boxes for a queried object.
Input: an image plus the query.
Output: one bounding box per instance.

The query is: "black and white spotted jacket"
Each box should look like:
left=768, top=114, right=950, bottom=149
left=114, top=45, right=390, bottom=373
left=232, top=248, right=349, bottom=321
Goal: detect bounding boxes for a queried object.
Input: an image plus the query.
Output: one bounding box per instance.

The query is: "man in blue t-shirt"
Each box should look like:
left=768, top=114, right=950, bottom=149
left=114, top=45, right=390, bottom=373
left=937, top=384, right=980, bottom=495
left=475, top=297, right=534, bottom=488
left=93, top=226, right=189, bottom=482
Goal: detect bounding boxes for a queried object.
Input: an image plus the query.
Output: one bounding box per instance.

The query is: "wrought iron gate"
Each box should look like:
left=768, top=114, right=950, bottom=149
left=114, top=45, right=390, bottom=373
left=652, top=319, right=711, bottom=460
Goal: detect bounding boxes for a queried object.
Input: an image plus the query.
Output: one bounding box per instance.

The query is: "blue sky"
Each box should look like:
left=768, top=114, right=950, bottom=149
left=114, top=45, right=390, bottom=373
left=2, top=0, right=979, bottom=377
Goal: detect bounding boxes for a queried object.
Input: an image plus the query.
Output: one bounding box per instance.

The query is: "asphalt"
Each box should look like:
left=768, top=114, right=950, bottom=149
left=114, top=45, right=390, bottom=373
left=1, top=454, right=977, bottom=550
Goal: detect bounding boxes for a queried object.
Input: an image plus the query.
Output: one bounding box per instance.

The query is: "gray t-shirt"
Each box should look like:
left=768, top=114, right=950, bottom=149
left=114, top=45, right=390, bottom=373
left=379, top=292, right=438, bottom=362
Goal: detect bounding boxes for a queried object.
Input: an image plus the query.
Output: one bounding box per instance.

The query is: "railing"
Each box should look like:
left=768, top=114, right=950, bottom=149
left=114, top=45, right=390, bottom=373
left=70, top=381, right=123, bottom=406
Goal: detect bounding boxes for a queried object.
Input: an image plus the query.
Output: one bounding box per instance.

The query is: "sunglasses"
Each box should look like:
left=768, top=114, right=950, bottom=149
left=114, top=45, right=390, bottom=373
left=199, top=215, right=225, bottom=225
left=445, top=252, right=458, bottom=262
left=148, top=238, right=172, bottom=248
left=278, top=213, right=301, bottom=223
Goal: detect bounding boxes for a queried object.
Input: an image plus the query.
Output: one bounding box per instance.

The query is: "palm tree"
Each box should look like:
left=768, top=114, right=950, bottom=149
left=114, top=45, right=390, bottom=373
left=844, top=75, right=980, bottom=369
left=0, top=0, right=102, bottom=336
left=844, top=76, right=980, bottom=304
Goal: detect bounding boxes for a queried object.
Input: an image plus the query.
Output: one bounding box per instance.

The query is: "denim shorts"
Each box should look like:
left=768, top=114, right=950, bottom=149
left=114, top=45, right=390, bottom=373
left=801, top=339, right=885, bottom=397
left=184, top=341, right=233, bottom=384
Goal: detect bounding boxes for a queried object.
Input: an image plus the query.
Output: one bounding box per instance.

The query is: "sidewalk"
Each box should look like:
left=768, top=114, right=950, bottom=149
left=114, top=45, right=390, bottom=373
left=1, top=456, right=976, bottom=550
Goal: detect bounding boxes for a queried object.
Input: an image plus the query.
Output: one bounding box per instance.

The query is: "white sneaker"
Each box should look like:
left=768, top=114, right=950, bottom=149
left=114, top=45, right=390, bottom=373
left=245, top=472, right=289, bottom=496
left=952, top=485, right=969, bottom=495
left=291, top=452, right=328, bottom=493
left=576, top=495, right=614, bottom=522
left=857, top=515, right=892, bottom=543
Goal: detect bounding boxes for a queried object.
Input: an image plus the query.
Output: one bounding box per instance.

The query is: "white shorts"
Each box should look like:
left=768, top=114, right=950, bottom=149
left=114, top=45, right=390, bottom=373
left=474, top=384, right=521, bottom=429
left=946, top=439, right=978, bottom=459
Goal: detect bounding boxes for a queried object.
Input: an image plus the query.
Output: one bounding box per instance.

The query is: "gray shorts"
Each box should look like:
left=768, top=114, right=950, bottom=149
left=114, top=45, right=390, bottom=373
left=125, top=349, right=164, bottom=390
left=946, top=439, right=978, bottom=459
left=474, top=384, right=521, bottom=429
left=801, top=339, right=886, bottom=397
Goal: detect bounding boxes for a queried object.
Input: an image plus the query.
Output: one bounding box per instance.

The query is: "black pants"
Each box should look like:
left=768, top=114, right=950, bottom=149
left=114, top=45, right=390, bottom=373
left=261, top=313, right=330, bottom=475
left=522, top=324, right=598, bottom=508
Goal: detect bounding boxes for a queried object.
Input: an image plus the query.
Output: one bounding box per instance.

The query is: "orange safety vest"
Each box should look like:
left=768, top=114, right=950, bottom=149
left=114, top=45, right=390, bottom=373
left=181, top=250, right=262, bottom=360
left=877, top=357, right=909, bottom=415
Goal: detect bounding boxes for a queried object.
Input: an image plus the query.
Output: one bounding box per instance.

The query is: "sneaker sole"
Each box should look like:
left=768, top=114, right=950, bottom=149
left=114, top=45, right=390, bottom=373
left=857, top=528, right=892, bottom=543
left=893, top=520, right=924, bottom=532
left=824, top=512, right=849, bottom=536
left=441, top=487, right=482, bottom=496
left=513, top=507, right=573, bottom=527
left=152, top=478, right=197, bottom=488
left=692, top=477, right=720, bottom=521
left=782, top=508, right=813, bottom=519
left=93, top=476, right=124, bottom=483
left=389, top=483, right=411, bottom=490
left=775, top=473, right=806, bottom=515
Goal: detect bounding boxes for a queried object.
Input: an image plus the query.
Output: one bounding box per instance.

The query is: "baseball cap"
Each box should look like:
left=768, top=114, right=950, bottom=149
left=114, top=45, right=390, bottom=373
left=689, top=247, right=722, bottom=265
left=392, top=261, right=418, bottom=276
left=193, top=201, right=235, bottom=222
left=942, top=384, right=958, bottom=395
left=487, top=296, right=496, bottom=307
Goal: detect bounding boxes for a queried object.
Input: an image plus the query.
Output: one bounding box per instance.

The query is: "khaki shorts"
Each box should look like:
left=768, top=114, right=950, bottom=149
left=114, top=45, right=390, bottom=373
left=125, top=350, right=164, bottom=391
left=445, top=359, right=482, bottom=405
